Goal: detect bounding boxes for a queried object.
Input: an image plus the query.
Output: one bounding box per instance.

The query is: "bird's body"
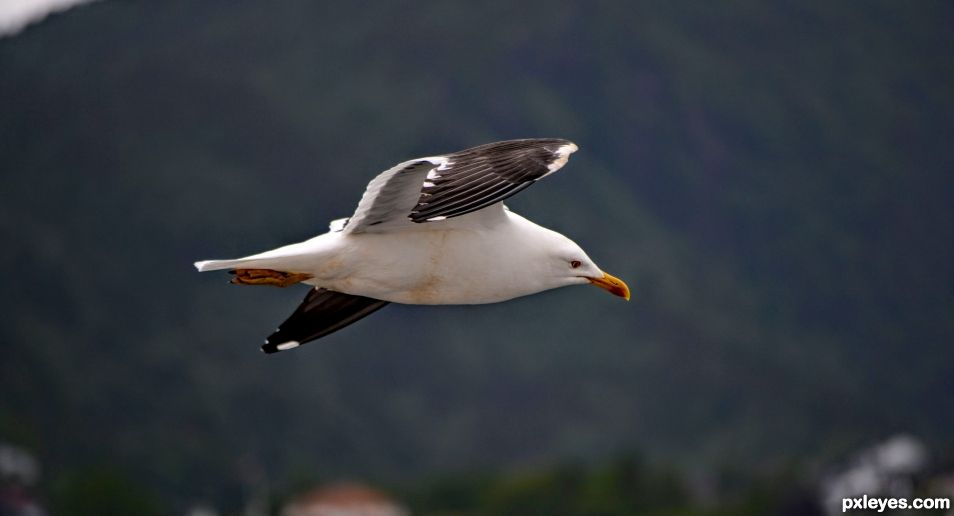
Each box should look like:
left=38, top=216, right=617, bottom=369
left=199, top=207, right=586, bottom=305
left=195, top=138, right=629, bottom=353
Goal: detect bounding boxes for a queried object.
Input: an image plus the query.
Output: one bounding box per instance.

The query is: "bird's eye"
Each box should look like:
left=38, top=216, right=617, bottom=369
left=570, top=260, right=582, bottom=269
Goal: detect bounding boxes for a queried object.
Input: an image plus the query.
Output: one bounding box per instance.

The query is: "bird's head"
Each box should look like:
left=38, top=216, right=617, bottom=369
left=542, top=232, right=631, bottom=301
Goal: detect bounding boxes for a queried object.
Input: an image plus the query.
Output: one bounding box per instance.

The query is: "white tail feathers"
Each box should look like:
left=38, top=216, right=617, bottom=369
left=193, top=256, right=304, bottom=272
left=194, top=259, right=242, bottom=272
left=193, top=233, right=336, bottom=275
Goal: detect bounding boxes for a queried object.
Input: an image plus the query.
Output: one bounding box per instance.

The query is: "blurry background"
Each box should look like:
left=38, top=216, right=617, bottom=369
left=1, top=1, right=953, bottom=515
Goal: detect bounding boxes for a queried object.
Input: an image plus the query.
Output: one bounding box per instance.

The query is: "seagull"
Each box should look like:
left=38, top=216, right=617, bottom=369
left=195, top=138, right=630, bottom=353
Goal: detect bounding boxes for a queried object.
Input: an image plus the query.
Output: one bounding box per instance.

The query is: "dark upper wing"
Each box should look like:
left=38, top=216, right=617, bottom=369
left=262, top=288, right=389, bottom=353
left=410, top=138, right=577, bottom=222
left=343, top=138, right=577, bottom=233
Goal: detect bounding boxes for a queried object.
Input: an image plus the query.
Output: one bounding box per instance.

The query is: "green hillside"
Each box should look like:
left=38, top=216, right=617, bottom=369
left=2, top=0, right=952, bottom=511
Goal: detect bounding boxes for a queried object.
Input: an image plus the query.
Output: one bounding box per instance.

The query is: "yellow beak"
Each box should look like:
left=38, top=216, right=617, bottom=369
left=587, top=271, right=631, bottom=301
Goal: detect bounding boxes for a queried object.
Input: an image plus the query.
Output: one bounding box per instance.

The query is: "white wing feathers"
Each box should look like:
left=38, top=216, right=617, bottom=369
left=344, top=157, right=448, bottom=234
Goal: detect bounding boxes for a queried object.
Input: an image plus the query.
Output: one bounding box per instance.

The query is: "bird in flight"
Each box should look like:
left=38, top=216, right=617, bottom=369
left=195, top=138, right=630, bottom=353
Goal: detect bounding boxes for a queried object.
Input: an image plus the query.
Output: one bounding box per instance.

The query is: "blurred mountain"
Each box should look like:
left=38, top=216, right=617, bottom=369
left=1, top=0, right=953, bottom=509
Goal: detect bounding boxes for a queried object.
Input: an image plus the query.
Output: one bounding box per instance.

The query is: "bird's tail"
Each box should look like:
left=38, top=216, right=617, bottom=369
left=194, top=238, right=326, bottom=274
left=193, top=254, right=315, bottom=274
left=194, top=252, right=316, bottom=287
left=194, top=258, right=249, bottom=272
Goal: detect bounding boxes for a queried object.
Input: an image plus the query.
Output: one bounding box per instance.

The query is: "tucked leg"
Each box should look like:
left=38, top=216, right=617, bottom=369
left=229, top=269, right=314, bottom=287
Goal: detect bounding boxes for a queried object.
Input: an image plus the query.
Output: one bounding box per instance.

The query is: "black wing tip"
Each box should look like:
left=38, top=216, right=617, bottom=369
left=452, top=138, right=575, bottom=156
left=261, top=337, right=300, bottom=354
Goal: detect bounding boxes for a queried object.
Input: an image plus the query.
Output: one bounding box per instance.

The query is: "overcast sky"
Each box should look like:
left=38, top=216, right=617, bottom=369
left=0, top=0, right=97, bottom=37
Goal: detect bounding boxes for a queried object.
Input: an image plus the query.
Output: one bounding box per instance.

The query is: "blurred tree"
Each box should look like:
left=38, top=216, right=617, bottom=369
left=51, top=466, right=164, bottom=516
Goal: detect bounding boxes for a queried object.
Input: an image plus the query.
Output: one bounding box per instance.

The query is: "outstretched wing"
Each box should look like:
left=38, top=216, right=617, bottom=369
left=344, top=138, right=577, bottom=233
left=262, top=288, right=389, bottom=353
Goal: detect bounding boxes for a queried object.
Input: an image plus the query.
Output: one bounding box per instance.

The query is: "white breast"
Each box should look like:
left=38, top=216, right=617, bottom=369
left=312, top=211, right=557, bottom=305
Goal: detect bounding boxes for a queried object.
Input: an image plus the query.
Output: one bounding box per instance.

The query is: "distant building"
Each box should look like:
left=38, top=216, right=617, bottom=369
left=0, top=445, right=39, bottom=486
left=819, top=434, right=929, bottom=515
left=281, top=482, right=408, bottom=516
left=0, top=443, right=47, bottom=516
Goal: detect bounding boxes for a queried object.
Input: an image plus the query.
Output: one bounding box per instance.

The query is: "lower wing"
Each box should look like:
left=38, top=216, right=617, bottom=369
left=262, top=288, right=389, bottom=353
